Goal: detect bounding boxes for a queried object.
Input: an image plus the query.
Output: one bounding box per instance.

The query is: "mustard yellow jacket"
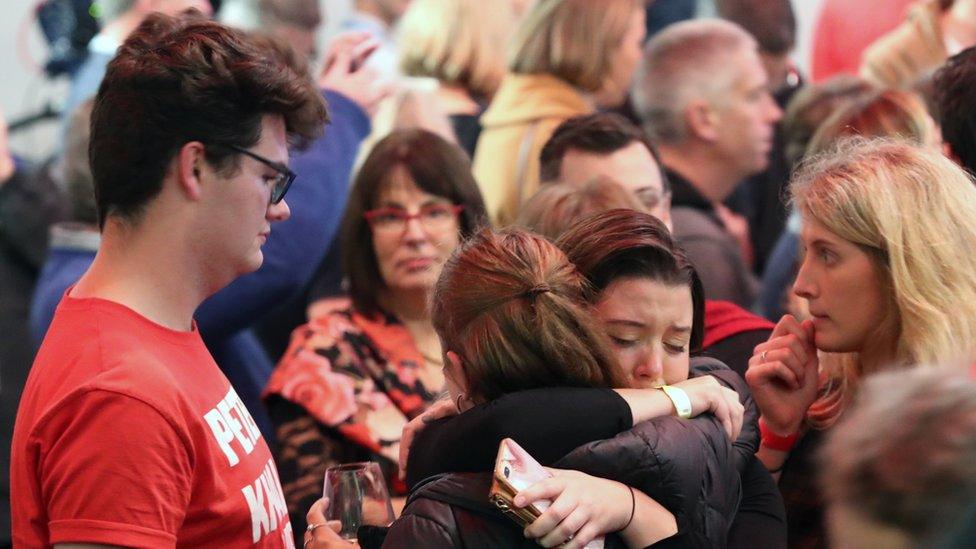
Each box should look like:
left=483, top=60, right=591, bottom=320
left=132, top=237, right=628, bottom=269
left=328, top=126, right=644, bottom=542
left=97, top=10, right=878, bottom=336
left=472, top=73, right=593, bottom=226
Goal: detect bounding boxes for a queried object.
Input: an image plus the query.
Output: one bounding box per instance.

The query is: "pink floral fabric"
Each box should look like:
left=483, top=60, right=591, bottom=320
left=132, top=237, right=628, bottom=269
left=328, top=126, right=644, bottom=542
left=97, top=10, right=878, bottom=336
left=264, top=301, right=442, bottom=467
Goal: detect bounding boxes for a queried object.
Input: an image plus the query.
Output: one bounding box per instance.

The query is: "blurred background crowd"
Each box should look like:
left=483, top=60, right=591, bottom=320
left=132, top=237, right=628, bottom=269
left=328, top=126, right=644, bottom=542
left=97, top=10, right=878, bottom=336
left=5, top=1, right=976, bottom=548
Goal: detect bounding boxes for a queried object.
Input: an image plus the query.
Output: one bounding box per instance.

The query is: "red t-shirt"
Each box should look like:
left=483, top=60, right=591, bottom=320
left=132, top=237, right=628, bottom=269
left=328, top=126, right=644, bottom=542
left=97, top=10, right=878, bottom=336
left=11, top=293, right=294, bottom=547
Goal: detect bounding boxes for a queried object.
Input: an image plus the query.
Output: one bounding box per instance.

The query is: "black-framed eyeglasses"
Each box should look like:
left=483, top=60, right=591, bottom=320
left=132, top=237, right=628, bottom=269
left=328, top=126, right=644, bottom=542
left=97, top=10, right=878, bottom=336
left=221, top=144, right=296, bottom=205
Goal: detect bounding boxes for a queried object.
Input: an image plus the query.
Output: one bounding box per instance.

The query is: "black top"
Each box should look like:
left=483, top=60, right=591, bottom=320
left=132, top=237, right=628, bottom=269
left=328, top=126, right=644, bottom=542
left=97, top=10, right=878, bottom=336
left=407, top=365, right=786, bottom=548
left=666, top=167, right=719, bottom=220
left=406, top=387, right=632, bottom=489
left=450, top=113, right=482, bottom=159
left=703, top=328, right=773, bottom=380
left=778, top=428, right=828, bottom=549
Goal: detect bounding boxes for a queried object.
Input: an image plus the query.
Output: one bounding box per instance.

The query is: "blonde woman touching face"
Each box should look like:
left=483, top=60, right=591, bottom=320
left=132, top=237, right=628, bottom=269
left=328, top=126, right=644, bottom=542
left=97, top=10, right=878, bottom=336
left=746, top=138, right=976, bottom=548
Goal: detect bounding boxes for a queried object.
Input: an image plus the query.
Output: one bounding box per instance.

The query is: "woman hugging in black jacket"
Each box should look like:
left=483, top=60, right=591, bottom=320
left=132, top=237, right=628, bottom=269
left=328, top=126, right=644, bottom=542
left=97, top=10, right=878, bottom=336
left=387, top=210, right=785, bottom=548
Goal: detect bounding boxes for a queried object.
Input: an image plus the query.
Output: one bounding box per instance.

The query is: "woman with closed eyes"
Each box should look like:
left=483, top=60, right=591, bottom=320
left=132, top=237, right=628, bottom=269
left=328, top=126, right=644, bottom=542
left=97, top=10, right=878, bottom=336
left=393, top=209, right=785, bottom=547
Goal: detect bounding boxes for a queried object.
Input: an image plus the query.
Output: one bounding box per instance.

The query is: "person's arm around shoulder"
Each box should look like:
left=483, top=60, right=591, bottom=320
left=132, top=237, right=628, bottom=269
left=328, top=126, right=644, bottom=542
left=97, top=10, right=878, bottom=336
left=402, top=387, right=636, bottom=487
left=615, top=374, right=744, bottom=441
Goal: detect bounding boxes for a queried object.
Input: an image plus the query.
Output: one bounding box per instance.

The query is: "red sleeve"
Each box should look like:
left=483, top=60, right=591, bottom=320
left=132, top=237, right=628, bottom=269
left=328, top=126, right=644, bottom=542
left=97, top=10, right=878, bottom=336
left=34, top=389, right=194, bottom=547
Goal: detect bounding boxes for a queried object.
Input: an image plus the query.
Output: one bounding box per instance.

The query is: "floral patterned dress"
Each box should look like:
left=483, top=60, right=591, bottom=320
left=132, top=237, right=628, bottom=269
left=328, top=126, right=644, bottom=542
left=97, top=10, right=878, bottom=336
left=263, top=299, right=443, bottom=537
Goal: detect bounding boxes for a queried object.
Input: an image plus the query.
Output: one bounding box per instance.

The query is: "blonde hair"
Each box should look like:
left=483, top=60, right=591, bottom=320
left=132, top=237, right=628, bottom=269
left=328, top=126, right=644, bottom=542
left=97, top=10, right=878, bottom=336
left=398, top=0, right=513, bottom=99
left=806, top=89, right=937, bottom=158
left=517, top=176, right=645, bottom=241
left=791, top=138, right=976, bottom=427
left=509, top=0, right=644, bottom=92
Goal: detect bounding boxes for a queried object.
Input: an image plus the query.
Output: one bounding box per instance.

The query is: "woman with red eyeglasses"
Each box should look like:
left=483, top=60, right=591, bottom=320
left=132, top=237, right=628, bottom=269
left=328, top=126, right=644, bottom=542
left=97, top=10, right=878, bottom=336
left=262, top=128, right=488, bottom=540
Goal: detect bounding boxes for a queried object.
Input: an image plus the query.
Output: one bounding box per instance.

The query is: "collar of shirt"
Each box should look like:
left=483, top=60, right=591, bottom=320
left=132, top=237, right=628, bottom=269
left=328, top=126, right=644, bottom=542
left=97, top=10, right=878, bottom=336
left=665, top=167, right=714, bottom=213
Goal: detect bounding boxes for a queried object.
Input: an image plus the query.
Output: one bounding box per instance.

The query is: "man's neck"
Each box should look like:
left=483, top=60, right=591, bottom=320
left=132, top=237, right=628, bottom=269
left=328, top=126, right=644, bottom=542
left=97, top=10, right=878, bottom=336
left=658, top=144, right=738, bottom=203
left=71, top=219, right=211, bottom=332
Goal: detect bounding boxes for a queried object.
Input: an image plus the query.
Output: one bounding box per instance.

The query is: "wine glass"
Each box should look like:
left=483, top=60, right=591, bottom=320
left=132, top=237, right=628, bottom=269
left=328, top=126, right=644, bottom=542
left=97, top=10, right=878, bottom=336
left=323, top=462, right=396, bottom=541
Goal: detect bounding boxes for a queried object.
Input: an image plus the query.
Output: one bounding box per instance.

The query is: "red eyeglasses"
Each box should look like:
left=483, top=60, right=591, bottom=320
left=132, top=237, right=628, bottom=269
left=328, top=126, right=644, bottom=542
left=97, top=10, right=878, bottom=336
left=364, top=204, right=465, bottom=235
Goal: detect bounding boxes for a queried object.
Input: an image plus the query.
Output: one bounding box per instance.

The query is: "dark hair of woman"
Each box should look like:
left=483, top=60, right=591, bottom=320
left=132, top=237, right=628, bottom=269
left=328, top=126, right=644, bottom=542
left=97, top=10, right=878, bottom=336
left=340, top=128, right=488, bottom=316
left=557, top=208, right=706, bottom=350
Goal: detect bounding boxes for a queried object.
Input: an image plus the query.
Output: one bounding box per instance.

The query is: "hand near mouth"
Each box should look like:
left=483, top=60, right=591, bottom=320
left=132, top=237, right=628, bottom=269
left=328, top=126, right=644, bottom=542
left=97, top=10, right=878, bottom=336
left=745, top=314, right=821, bottom=436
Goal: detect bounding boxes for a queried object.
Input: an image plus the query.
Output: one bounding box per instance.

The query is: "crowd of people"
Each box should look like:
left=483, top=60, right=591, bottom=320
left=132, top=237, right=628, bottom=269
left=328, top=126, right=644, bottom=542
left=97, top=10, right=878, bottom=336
left=4, top=0, right=976, bottom=547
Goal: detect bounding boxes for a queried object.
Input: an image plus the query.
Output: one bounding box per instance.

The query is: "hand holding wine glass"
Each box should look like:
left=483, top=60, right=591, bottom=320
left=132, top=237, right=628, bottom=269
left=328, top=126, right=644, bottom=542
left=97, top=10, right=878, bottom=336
left=304, top=498, right=354, bottom=549
left=322, top=462, right=395, bottom=542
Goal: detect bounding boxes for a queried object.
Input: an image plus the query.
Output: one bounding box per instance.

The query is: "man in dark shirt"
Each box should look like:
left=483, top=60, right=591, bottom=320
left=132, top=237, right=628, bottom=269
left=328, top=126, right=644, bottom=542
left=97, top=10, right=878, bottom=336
left=632, top=19, right=781, bottom=308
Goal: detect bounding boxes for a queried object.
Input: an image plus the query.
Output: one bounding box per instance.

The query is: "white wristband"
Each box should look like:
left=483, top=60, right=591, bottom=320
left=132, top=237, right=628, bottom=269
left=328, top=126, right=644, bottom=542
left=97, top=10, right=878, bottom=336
left=659, top=385, right=693, bottom=419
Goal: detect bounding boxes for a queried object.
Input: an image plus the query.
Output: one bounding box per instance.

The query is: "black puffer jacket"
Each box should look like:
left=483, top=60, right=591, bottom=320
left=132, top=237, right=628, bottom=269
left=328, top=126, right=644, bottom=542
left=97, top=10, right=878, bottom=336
left=390, top=358, right=759, bottom=547
left=384, top=472, right=626, bottom=548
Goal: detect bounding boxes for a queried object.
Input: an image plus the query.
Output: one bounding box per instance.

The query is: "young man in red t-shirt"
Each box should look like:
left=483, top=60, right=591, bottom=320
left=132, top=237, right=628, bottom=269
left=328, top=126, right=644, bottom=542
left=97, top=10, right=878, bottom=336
left=10, top=11, right=327, bottom=547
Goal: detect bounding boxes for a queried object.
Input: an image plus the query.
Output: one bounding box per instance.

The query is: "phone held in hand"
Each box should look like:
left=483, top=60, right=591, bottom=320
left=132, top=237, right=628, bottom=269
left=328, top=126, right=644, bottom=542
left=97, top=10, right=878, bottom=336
left=488, top=438, right=605, bottom=549
left=488, top=438, right=552, bottom=526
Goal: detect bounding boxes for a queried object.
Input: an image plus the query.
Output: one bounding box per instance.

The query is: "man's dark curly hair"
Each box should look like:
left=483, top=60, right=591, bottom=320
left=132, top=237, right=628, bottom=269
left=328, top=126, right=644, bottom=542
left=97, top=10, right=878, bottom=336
left=89, top=10, right=328, bottom=227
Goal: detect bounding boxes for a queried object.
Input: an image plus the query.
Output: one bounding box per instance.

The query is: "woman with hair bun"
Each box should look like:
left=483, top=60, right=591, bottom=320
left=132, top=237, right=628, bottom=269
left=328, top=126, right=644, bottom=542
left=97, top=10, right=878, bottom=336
left=391, top=211, right=785, bottom=547
left=386, top=226, right=746, bottom=547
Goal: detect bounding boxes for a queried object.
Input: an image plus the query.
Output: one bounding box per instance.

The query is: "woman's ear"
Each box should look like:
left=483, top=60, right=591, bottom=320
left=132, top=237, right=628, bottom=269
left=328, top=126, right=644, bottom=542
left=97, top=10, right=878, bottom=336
left=445, top=350, right=467, bottom=392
